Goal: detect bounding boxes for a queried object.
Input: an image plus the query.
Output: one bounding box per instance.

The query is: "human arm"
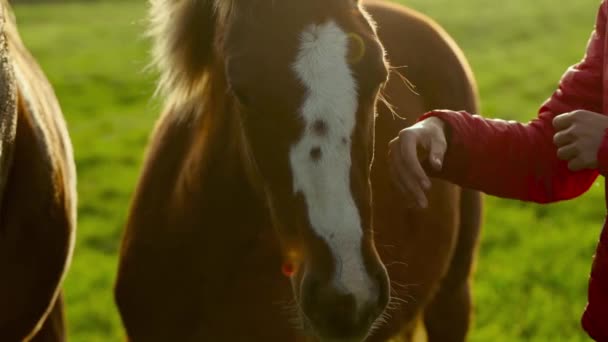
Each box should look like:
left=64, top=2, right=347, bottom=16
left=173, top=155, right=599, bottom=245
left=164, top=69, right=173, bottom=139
left=389, top=1, right=607, bottom=207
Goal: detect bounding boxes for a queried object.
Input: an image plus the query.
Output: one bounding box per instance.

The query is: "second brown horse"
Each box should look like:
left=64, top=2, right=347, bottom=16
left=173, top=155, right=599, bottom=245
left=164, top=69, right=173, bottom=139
left=0, top=2, right=77, bottom=341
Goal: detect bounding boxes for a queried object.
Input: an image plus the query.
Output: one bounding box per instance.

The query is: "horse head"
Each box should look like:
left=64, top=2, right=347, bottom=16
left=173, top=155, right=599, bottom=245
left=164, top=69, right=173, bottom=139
left=151, top=1, right=391, bottom=340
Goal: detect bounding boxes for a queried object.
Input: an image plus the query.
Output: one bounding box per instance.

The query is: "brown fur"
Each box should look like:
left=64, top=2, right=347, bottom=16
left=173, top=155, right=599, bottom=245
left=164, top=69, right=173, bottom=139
left=116, top=0, right=481, bottom=341
left=0, top=2, right=77, bottom=341
left=367, top=2, right=482, bottom=339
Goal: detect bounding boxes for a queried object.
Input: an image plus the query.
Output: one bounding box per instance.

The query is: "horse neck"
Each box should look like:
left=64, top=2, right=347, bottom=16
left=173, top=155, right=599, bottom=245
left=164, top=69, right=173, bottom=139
left=0, top=7, right=17, bottom=217
left=170, top=66, right=271, bottom=239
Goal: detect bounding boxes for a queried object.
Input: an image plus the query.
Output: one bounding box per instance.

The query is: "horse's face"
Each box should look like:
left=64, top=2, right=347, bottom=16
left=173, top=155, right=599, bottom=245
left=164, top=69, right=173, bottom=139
left=224, top=1, right=390, bottom=340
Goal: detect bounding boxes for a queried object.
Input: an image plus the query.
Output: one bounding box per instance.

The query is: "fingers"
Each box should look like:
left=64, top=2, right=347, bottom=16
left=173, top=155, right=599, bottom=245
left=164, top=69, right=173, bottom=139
left=553, top=126, right=575, bottom=147
left=388, top=135, right=430, bottom=208
left=553, top=110, right=608, bottom=172
left=556, top=143, right=594, bottom=171
left=387, top=151, right=417, bottom=208
left=388, top=118, right=448, bottom=209
left=556, top=143, right=578, bottom=161
left=428, top=136, right=447, bottom=171
left=552, top=112, right=576, bottom=131
left=399, top=134, right=431, bottom=206
left=568, top=158, right=586, bottom=171
left=388, top=142, right=410, bottom=195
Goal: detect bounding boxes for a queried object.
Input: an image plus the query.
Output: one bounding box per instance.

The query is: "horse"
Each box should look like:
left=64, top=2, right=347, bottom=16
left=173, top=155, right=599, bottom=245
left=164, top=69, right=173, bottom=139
left=0, top=2, right=77, bottom=341
left=115, top=0, right=482, bottom=341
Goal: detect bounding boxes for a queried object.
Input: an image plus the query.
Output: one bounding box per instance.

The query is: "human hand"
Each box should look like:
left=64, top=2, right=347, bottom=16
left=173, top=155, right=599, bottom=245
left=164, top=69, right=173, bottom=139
left=553, top=110, right=608, bottom=171
left=388, top=117, right=447, bottom=208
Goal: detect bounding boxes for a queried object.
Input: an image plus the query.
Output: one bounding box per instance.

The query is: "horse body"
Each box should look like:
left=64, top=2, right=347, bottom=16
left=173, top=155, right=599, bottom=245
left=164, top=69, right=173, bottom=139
left=0, top=3, right=77, bottom=341
left=116, top=1, right=480, bottom=341
left=366, top=2, right=481, bottom=340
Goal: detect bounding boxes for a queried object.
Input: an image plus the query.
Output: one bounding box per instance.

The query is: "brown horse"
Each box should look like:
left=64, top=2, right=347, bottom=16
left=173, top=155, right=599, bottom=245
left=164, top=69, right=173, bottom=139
left=115, top=0, right=481, bottom=341
left=0, top=2, right=77, bottom=341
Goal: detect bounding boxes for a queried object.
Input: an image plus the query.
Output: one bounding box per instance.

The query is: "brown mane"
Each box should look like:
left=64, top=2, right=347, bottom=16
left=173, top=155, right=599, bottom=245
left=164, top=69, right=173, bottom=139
left=147, top=0, right=263, bottom=205
left=148, top=0, right=236, bottom=106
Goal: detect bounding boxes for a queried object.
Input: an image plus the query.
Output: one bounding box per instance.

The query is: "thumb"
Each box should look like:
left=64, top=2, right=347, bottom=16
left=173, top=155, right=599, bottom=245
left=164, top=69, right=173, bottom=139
left=428, top=137, right=447, bottom=171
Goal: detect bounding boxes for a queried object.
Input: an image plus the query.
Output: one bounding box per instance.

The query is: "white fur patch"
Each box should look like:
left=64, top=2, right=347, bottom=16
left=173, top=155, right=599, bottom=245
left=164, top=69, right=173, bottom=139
left=290, top=21, right=373, bottom=309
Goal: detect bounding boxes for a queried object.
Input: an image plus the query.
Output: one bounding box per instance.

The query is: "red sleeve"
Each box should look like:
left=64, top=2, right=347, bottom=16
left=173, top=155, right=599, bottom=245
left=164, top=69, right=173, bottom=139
left=419, top=1, right=607, bottom=203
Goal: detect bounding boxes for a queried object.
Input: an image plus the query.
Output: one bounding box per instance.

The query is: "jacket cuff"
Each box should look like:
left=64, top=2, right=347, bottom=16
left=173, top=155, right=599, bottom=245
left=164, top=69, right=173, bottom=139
left=597, top=128, right=608, bottom=176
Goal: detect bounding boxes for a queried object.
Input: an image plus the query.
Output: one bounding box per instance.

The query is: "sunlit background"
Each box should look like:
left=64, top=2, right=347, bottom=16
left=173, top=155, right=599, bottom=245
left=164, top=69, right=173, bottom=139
left=11, top=0, right=605, bottom=340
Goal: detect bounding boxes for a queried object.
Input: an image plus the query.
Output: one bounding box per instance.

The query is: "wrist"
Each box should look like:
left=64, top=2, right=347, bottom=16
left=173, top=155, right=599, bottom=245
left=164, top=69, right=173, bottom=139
left=425, top=116, right=446, bottom=131
left=424, top=116, right=449, bottom=141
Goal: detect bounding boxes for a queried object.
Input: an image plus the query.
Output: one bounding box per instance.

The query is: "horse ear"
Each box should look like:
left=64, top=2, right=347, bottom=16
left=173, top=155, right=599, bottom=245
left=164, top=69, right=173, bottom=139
left=149, top=0, right=219, bottom=97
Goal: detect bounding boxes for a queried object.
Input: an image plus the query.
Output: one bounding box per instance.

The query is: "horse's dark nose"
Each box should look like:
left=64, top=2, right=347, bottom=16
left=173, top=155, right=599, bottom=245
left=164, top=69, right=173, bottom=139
left=301, top=273, right=386, bottom=339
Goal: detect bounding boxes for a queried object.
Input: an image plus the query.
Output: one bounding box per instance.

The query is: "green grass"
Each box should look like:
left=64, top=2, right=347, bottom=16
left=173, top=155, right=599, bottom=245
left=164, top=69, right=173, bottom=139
left=11, top=0, right=606, bottom=340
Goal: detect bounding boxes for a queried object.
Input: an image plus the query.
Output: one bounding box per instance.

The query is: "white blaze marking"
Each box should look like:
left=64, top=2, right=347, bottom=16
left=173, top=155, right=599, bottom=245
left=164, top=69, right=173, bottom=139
left=290, top=21, right=373, bottom=307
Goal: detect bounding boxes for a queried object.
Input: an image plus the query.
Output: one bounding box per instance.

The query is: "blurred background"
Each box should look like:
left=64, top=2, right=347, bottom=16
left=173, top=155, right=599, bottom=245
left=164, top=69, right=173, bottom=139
left=10, top=0, right=605, bottom=340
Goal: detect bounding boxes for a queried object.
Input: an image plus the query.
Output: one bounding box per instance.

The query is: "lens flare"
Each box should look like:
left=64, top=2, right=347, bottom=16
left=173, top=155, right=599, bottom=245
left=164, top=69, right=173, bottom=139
left=347, top=33, right=365, bottom=64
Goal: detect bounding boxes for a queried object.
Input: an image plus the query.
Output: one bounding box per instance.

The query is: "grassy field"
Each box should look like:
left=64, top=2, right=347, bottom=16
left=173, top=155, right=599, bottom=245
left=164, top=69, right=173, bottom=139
left=11, top=0, right=606, bottom=340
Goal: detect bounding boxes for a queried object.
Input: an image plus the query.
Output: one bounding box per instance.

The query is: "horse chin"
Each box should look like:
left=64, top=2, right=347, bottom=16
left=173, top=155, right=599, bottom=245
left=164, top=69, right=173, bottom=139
left=297, top=311, right=372, bottom=342
left=315, top=335, right=370, bottom=342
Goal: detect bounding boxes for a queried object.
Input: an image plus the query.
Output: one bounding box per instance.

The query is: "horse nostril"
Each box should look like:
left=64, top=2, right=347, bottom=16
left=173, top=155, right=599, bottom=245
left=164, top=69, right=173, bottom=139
left=301, top=276, right=379, bottom=339
left=315, top=293, right=360, bottom=336
left=334, top=292, right=357, bottom=314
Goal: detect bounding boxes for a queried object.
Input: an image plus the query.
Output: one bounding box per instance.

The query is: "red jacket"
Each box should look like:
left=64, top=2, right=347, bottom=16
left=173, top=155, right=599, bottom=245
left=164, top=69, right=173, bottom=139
left=420, top=1, right=608, bottom=340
